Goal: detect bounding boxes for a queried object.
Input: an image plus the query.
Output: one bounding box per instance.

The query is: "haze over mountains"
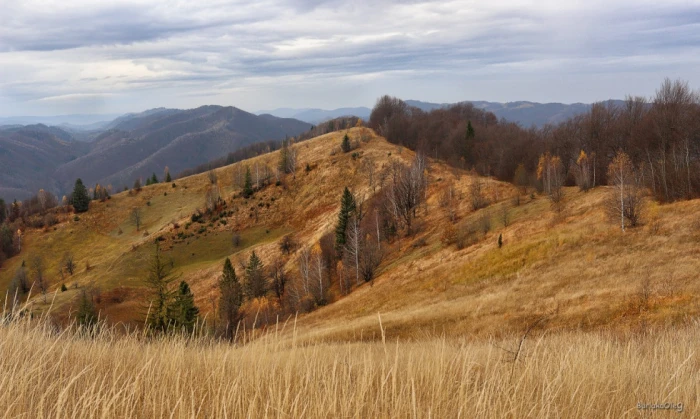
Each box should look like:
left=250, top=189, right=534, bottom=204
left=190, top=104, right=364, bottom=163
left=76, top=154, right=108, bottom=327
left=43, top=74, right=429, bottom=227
left=0, top=106, right=311, bottom=201
left=259, top=99, right=623, bottom=127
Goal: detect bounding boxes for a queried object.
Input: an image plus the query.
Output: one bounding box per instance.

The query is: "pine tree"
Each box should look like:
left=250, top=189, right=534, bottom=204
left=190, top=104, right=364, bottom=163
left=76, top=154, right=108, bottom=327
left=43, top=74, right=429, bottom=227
left=165, top=171, right=172, bottom=182
left=219, top=258, right=243, bottom=339
left=341, top=133, right=352, bottom=153
left=335, top=187, right=357, bottom=251
left=278, top=139, right=290, bottom=174
left=244, top=251, right=266, bottom=299
left=169, top=281, right=199, bottom=333
left=498, top=233, right=503, bottom=248
left=76, top=290, right=98, bottom=327
left=151, top=173, right=159, bottom=184
left=71, top=178, right=90, bottom=213
left=464, top=121, right=475, bottom=166
left=243, top=166, right=254, bottom=198
left=144, top=244, right=174, bottom=332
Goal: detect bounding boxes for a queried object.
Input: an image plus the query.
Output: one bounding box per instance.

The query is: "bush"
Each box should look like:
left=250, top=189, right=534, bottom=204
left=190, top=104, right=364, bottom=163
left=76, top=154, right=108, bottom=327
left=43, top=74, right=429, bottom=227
left=44, top=213, right=58, bottom=227
left=441, top=225, right=457, bottom=246
left=73, top=215, right=80, bottom=222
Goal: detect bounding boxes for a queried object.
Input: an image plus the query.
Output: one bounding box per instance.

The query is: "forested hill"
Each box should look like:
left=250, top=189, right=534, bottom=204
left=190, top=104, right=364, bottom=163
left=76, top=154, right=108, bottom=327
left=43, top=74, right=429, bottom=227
left=0, top=106, right=311, bottom=201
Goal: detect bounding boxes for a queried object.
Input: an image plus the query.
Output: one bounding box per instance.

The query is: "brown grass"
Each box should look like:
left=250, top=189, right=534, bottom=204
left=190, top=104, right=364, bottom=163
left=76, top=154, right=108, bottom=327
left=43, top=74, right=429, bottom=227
left=0, top=312, right=696, bottom=418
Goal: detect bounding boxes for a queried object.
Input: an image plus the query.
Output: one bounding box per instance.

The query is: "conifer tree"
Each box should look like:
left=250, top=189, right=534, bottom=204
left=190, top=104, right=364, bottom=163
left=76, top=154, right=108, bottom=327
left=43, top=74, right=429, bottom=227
left=76, top=290, right=98, bottom=327
left=244, top=251, right=266, bottom=299
left=151, top=173, right=158, bottom=184
left=165, top=168, right=172, bottom=183
left=219, top=258, right=243, bottom=339
left=341, top=133, right=352, bottom=153
left=169, top=281, right=199, bottom=333
left=71, top=178, right=90, bottom=213
left=335, top=187, right=356, bottom=251
left=464, top=121, right=475, bottom=166
left=144, top=244, right=174, bottom=332
left=243, top=166, right=254, bottom=198
left=278, top=139, right=290, bottom=174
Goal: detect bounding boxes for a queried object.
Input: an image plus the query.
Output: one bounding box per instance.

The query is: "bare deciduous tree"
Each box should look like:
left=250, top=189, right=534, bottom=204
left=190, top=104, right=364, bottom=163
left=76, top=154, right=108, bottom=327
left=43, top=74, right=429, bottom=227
left=63, top=252, right=75, bottom=275
left=468, top=177, right=488, bottom=211
left=208, top=170, right=218, bottom=185
left=130, top=208, right=142, bottom=231
left=537, top=152, right=566, bottom=212
left=382, top=152, right=426, bottom=236
left=205, top=184, right=221, bottom=212
left=606, top=150, right=645, bottom=231
left=30, top=254, right=47, bottom=303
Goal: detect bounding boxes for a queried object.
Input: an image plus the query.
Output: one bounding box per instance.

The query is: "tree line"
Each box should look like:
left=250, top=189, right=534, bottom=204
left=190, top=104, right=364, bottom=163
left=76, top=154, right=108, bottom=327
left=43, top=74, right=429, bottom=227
left=369, top=78, right=700, bottom=204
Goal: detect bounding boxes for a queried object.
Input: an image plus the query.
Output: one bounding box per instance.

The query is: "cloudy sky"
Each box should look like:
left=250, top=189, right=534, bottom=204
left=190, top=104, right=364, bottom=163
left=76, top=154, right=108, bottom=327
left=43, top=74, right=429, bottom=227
left=1, top=0, right=699, bottom=116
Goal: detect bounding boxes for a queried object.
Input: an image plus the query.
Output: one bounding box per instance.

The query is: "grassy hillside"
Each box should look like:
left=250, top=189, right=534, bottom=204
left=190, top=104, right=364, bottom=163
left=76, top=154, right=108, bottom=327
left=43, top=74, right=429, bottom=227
left=2, top=127, right=699, bottom=417
left=2, top=127, right=699, bottom=339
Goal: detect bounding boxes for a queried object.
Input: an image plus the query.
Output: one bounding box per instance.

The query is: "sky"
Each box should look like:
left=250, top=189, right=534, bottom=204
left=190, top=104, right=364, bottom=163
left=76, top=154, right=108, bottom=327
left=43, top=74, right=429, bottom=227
left=1, top=0, right=699, bottom=116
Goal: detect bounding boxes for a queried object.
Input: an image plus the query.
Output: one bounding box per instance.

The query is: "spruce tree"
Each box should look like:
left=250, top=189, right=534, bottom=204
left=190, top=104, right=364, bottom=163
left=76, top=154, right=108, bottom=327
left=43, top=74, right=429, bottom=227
left=71, top=178, right=90, bottom=213
left=144, top=244, right=174, bottom=332
left=335, top=187, right=356, bottom=251
left=243, top=166, right=254, bottom=198
left=151, top=173, right=158, bottom=184
left=219, top=258, right=243, bottom=339
left=244, top=251, right=266, bottom=299
left=341, top=133, right=352, bottom=153
left=169, top=281, right=199, bottom=333
left=464, top=121, right=475, bottom=166
left=165, top=171, right=172, bottom=182
left=76, top=290, right=98, bottom=327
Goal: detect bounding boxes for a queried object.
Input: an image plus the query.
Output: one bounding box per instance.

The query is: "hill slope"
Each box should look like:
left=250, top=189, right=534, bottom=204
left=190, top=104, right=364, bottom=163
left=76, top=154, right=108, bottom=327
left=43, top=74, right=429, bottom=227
left=1, top=128, right=698, bottom=341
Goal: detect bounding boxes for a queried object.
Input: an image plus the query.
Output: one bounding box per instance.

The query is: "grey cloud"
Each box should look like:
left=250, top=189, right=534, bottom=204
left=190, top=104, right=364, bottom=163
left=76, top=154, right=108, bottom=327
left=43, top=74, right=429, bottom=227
left=1, top=0, right=699, bottom=116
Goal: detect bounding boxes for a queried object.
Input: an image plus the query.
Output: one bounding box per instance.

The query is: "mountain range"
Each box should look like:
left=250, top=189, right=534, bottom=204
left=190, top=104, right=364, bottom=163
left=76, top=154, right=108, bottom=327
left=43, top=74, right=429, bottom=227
left=258, top=99, right=624, bottom=127
left=1, top=98, right=622, bottom=202
left=0, top=106, right=311, bottom=201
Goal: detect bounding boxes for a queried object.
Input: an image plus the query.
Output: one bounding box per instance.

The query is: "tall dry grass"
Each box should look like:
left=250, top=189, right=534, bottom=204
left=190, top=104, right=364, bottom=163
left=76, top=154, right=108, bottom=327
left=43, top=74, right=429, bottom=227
left=0, top=305, right=696, bottom=418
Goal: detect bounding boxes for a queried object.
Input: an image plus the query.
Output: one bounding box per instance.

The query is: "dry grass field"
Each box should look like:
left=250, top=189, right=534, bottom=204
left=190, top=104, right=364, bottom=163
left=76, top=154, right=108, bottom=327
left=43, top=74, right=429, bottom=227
left=0, top=310, right=696, bottom=418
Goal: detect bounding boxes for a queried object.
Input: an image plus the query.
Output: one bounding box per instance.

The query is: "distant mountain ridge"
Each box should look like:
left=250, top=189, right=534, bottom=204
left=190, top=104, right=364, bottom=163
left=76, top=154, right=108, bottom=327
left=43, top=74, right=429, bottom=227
left=257, top=107, right=372, bottom=124
left=0, top=113, right=122, bottom=130
left=0, top=106, right=311, bottom=201
left=260, top=99, right=626, bottom=127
